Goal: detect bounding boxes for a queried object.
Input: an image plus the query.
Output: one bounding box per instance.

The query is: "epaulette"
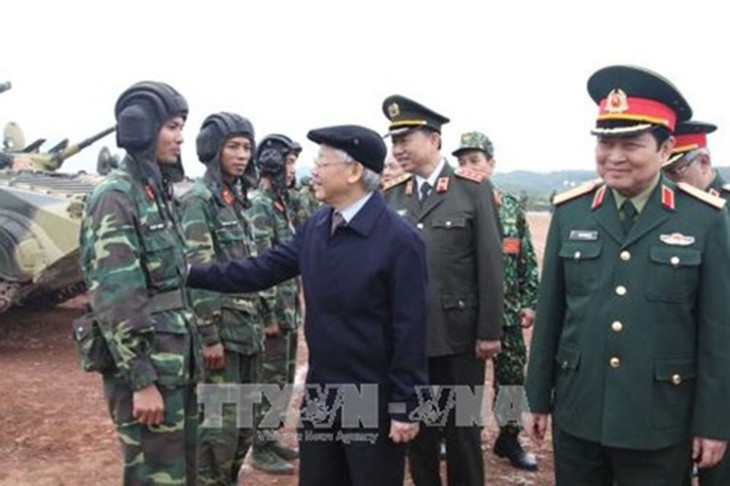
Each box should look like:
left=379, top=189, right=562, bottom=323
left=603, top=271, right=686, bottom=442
left=383, top=172, right=412, bottom=191
left=677, top=182, right=726, bottom=209
left=454, top=167, right=484, bottom=183
left=553, top=178, right=603, bottom=206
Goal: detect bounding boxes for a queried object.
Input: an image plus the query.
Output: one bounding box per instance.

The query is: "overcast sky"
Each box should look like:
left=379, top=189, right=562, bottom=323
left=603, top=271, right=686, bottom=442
left=2, top=0, right=729, bottom=178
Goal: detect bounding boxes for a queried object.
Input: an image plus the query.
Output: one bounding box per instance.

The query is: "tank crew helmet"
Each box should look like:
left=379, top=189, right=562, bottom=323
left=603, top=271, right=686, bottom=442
left=256, top=134, right=291, bottom=199
left=114, top=81, right=188, bottom=151
left=196, top=112, right=256, bottom=163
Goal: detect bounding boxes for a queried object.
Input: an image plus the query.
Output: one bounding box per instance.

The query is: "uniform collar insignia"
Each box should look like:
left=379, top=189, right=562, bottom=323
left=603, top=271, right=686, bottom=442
left=709, top=188, right=720, bottom=197
left=405, top=179, right=413, bottom=196
left=144, top=184, right=155, bottom=202
left=221, top=187, right=235, bottom=206
left=274, top=201, right=285, bottom=213
left=661, top=184, right=675, bottom=210
left=436, top=177, right=449, bottom=193
left=660, top=232, right=695, bottom=246
left=591, top=185, right=606, bottom=210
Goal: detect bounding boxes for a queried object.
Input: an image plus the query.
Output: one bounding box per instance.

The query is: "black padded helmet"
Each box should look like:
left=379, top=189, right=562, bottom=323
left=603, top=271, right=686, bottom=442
left=114, top=81, right=188, bottom=151
left=196, top=112, right=255, bottom=163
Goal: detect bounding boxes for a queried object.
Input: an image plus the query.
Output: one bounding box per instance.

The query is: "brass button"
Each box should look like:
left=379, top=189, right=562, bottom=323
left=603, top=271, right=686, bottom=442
left=620, top=251, right=631, bottom=261
left=611, top=321, right=623, bottom=332
left=416, top=223, right=424, bottom=230
left=446, top=221, right=452, bottom=228
left=457, top=300, right=465, bottom=309
left=561, top=360, right=569, bottom=370
left=615, top=285, right=627, bottom=296
left=574, top=251, right=581, bottom=260
left=670, top=256, right=680, bottom=267
left=671, top=374, right=682, bottom=385
left=609, top=357, right=620, bottom=368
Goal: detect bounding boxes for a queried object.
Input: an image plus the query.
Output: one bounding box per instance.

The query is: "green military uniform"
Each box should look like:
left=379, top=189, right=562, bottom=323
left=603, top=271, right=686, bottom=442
left=79, top=157, right=202, bottom=485
left=248, top=185, right=300, bottom=449
left=492, top=189, right=538, bottom=432
left=179, top=171, right=264, bottom=486
left=527, top=176, right=730, bottom=484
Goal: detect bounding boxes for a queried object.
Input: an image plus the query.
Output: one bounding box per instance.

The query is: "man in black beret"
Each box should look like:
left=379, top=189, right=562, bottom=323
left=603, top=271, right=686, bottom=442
left=382, top=95, right=505, bottom=486
left=525, top=65, right=730, bottom=485
left=187, top=124, right=429, bottom=485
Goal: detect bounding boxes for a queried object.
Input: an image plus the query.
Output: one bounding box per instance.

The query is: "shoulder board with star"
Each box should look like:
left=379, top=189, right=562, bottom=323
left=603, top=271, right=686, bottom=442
left=677, top=182, right=726, bottom=209
left=454, top=167, right=485, bottom=183
left=383, top=173, right=412, bottom=191
left=552, top=178, right=603, bottom=206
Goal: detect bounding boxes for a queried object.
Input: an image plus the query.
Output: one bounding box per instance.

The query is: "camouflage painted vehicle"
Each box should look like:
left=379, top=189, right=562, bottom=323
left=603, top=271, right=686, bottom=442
left=0, top=126, right=115, bottom=312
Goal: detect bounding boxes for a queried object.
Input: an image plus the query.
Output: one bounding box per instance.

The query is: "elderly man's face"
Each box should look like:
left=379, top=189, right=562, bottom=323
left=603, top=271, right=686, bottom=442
left=595, top=132, right=672, bottom=197
left=391, top=129, right=439, bottom=173
left=311, top=145, right=355, bottom=205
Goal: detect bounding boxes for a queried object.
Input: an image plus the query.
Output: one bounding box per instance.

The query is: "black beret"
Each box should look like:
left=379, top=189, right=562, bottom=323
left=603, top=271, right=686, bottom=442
left=382, top=94, right=450, bottom=136
left=307, top=124, right=386, bottom=173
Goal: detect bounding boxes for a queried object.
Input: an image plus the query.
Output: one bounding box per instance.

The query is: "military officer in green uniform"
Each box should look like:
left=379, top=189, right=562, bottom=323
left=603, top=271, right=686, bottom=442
left=178, top=112, right=264, bottom=485
left=382, top=95, right=504, bottom=486
left=247, top=134, right=301, bottom=475
left=78, top=81, right=202, bottom=485
left=453, top=131, right=540, bottom=472
left=662, top=120, right=730, bottom=486
left=525, top=65, right=730, bottom=485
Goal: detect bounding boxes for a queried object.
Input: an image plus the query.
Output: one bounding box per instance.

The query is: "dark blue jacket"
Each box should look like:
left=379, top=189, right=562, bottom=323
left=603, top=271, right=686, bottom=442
left=188, top=191, right=429, bottom=421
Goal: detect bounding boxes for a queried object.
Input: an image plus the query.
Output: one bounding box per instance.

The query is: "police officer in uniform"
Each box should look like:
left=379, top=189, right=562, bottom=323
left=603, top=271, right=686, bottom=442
left=178, top=112, right=265, bottom=484
left=382, top=95, right=504, bottom=486
left=662, top=120, right=730, bottom=486
left=525, top=65, right=730, bottom=485
left=79, top=81, right=202, bottom=485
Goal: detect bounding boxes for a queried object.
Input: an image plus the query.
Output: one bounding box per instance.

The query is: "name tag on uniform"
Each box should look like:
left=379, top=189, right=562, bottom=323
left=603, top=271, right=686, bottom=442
left=149, top=223, right=166, bottom=231
left=660, top=233, right=695, bottom=246
left=569, top=230, right=598, bottom=241
left=503, top=237, right=520, bottom=255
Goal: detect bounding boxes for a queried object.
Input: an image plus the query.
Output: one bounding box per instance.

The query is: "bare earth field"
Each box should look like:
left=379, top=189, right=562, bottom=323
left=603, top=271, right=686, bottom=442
left=0, top=212, right=554, bottom=486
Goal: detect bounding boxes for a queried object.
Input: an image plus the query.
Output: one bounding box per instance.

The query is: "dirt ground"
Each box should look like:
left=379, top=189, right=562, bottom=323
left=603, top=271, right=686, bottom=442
left=0, top=212, right=555, bottom=486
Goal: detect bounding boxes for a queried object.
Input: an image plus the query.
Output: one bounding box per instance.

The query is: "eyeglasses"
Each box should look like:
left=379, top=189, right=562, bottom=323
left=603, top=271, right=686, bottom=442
left=665, top=154, right=698, bottom=177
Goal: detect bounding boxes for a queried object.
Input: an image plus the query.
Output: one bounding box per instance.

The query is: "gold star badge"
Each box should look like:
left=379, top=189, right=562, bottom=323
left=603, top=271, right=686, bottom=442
left=606, top=88, right=629, bottom=113
left=388, top=102, right=400, bottom=118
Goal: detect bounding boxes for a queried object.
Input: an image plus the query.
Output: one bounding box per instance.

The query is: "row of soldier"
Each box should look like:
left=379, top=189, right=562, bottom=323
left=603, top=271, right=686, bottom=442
left=75, top=62, right=730, bottom=486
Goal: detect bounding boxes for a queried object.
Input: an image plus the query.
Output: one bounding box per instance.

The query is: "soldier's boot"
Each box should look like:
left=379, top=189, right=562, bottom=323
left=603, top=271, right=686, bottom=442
left=269, top=440, right=299, bottom=461
left=493, top=430, right=538, bottom=471
left=250, top=443, right=295, bottom=475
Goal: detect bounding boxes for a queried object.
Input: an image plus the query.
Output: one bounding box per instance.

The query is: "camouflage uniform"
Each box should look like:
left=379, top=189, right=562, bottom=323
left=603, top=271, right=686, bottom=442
left=80, top=157, right=202, bottom=486
left=493, top=189, right=539, bottom=434
left=179, top=172, right=264, bottom=486
left=288, top=180, right=319, bottom=229
left=248, top=185, right=300, bottom=440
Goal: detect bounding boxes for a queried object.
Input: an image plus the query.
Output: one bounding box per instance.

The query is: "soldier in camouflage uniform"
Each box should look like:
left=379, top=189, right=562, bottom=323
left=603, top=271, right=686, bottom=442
left=247, top=134, right=301, bottom=474
left=178, top=112, right=265, bottom=484
left=285, top=138, right=318, bottom=229
left=78, top=81, right=202, bottom=485
left=454, top=131, right=540, bottom=471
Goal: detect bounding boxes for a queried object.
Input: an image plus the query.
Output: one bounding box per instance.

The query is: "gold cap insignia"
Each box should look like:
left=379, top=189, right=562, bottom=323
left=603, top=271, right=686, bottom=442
left=605, top=88, right=629, bottom=113
left=388, top=102, right=400, bottom=118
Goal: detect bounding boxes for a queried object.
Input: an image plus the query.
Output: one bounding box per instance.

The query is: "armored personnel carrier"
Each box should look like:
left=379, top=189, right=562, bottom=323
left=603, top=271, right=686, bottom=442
left=0, top=127, right=115, bottom=312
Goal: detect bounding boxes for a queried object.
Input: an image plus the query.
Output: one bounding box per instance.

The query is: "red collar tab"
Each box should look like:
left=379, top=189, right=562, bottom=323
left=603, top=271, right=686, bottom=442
left=436, top=177, right=449, bottom=193
left=405, top=180, right=414, bottom=196
left=661, top=184, right=675, bottom=210
left=598, top=89, right=677, bottom=131
left=144, top=185, right=155, bottom=202
left=274, top=201, right=285, bottom=213
left=221, top=187, right=235, bottom=206
left=591, top=185, right=606, bottom=210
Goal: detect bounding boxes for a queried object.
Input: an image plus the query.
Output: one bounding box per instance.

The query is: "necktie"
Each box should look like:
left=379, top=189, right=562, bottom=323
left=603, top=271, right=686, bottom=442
left=331, top=211, right=345, bottom=235
left=620, top=200, right=638, bottom=235
left=420, top=182, right=432, bottom=202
